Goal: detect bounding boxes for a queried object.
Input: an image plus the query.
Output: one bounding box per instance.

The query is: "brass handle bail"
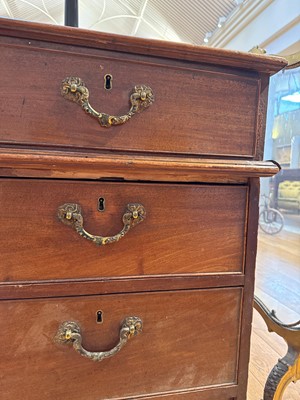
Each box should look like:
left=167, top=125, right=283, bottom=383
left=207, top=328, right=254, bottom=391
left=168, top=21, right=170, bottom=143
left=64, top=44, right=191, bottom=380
left=61, top=77, right=154, bottom=128
left=55, top=317, right=143, bottom=362
left=57, top=203, right=146, bottom=247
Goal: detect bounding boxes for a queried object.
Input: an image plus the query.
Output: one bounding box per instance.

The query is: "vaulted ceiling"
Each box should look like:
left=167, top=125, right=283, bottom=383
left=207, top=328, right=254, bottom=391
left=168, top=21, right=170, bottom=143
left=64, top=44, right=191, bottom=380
left=0, top=0, right=239, bottom=45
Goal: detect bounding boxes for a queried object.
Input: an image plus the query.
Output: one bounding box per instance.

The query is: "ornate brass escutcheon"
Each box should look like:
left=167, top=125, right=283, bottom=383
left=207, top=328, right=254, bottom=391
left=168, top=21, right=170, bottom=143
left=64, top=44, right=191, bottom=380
left=57, top=203, right=146, bottom=246
left=61, top=77, right=154, bottom=127
left=55, top=316, right=143, bottom=362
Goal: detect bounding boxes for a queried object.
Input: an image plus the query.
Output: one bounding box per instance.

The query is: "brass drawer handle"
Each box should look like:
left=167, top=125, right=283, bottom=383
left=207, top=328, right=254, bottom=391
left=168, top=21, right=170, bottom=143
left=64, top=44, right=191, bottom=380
left=55, top=317, right=142, bottom=362
left=61, top=77, right=154, bottom=128
left=57, top=203, right=146, bottom=246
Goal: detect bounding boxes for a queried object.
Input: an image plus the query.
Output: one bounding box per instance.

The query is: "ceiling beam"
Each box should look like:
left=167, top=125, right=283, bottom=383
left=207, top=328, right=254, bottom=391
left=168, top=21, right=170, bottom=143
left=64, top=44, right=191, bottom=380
left=1, top=0, right=13, bottom=17
left=209, top=0, right=300, bottom=54
left=131, top=0, right=149, bottom=36
left=208, top=0, right=273, bottom=49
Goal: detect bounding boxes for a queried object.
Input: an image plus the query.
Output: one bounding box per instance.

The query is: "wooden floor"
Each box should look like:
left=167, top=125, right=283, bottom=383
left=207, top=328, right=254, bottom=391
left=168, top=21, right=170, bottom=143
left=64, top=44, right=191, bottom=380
left=247, top=215, right=300, bottom=399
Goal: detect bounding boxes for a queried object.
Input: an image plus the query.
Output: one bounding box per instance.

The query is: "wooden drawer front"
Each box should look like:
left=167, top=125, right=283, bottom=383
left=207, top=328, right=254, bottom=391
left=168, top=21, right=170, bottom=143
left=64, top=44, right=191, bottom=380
left=1, top=41, right=259, bottom=157
left=0, top=288, right=241, bottom=400
left=0, top=179, right=247, bottom=282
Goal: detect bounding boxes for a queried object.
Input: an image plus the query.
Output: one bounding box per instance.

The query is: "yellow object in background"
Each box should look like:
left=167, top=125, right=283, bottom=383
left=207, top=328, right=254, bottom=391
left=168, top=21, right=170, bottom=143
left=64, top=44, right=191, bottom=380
left=272, top=116, right=280, bottom=139
left=278, top=181, right=300, bottom=211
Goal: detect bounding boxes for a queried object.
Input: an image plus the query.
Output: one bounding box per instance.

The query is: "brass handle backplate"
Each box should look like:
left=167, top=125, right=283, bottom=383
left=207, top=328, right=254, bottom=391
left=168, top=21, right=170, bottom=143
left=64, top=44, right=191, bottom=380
left=57, top=203, right=146, bottom=246
left=55, top=316, right=143, bottom=362
left=61, top=77, right=154, bottom=127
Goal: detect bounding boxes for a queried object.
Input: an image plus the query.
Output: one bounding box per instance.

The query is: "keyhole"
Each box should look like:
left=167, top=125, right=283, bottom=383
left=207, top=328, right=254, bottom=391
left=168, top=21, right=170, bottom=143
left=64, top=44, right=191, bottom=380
left=96, top=310, right=103, bottom=324
left=104, top=74, right=113, bottom=90
left=98, top=197, right=105, bottom=212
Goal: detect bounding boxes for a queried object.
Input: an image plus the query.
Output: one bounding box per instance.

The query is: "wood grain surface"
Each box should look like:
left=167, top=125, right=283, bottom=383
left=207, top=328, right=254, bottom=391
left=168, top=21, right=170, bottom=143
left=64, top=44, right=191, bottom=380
left=0, top=17, right=287, bottom=74
left=1, top=37, right=260, bottom=158
left=0, top=18, right=284, bottom=400
left=236, top=178, right=260, bottom=399
left=0, top=288, right=241, bottom=400
left=0, top=148, right=280, bottom=183
left=0, top=274, right=245, bottom=300
left=0, top=179, right=247, bottom=282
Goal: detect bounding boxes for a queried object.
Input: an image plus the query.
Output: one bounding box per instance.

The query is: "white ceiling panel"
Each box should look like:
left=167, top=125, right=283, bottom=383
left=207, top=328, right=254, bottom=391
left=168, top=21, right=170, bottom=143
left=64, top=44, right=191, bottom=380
left=0, top=0, right=240, bottom=45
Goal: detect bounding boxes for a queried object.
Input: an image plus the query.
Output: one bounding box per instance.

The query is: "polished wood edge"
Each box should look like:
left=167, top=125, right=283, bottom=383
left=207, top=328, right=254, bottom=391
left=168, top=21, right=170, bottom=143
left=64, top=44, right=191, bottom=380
left=254, top=75, right=269, bottom=161
left=109, top=384, right=238, bottom=400
left=0, top=149, right=280, bottom=181
left=0, top=274, right=245, bottom=300
left=0, top=17, right=287, bottom=74
left=236, top=178, right=260, bottom=398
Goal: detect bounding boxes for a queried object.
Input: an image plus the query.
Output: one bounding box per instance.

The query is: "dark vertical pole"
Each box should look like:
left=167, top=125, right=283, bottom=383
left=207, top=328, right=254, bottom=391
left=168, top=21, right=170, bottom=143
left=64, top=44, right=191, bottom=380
left=65, top=0, right=78, bottom=27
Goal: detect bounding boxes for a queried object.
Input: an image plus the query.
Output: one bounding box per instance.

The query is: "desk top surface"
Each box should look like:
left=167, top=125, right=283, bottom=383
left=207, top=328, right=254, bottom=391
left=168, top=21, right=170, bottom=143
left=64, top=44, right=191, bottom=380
left=0, top=17, right=287, bottom=75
